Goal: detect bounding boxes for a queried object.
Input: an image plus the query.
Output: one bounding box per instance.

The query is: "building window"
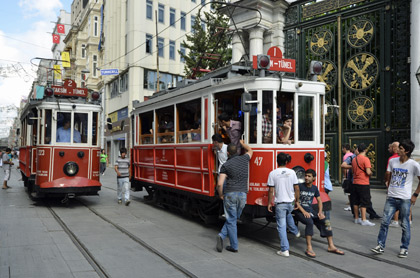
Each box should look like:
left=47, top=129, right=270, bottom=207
left=146, top=0, right=152, bottom=19
left=158, top=37, right=164, bottom=57
left=125, top=34, right=128, bottom=54
left=170, top=8, right=175, bottom=27
left=94, top=16, right=98, bottom=36
left=81, top=44, right=86, bottom=58
left=92, top=55, right=98, bottom=77
left=169, top=40, right=175, bottom=60
left=201, top=0, right=205, bottom=5
left=143, top=69, right=182, bottom=90
left=180, top=45, right=186, bottom=62
left=120, top=72, right=129, bottom=92
left=180, top=12, right=186, bottom=30
left=192, top=0, right=196, bottom=2
left=126, top=0, right=129, bottom=21
left=191, top=15, right=196, bottom=32
left=201, top=22, right=205, bottom=30
left=110, top=79, right=119, bottom=98
left=158, top=4, right=164, bottom=23
left=146, top=34, right=153, bottom=54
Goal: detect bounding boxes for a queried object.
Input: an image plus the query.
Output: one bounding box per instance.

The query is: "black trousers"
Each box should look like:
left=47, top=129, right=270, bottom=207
left=294, top=211, right=333, bottom=237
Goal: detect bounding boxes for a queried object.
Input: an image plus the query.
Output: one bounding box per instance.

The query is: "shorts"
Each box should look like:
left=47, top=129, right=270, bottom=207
left=4, top=169, right=10, bottom=181
left=352, top=184, right=371, bottom=207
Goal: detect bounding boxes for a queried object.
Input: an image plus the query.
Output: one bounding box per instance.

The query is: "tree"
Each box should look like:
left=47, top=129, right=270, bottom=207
left=179, top=3, right=232, bottom=79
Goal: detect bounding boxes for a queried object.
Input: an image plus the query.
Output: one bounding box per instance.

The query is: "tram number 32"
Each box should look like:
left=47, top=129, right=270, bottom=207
left=254, top=157, right=263, bottom=166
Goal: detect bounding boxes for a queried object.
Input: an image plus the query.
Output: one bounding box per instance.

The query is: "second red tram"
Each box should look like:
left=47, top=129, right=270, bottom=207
left=19, top=85, right=102, bottom=201
left=131, top=65, right=328, bottom=221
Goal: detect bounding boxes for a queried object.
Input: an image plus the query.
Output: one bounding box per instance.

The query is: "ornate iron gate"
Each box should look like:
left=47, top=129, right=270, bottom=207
left=284, top=0, right=411, bottom=185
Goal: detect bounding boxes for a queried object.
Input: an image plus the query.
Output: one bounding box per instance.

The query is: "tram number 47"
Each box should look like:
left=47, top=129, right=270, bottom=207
left=254, top=157, right=263, bottom=166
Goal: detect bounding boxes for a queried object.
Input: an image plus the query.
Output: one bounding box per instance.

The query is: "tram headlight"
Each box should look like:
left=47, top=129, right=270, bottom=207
left=292, top=166, right=306, bottom=184
left=64, top=162, right=79, bottom=176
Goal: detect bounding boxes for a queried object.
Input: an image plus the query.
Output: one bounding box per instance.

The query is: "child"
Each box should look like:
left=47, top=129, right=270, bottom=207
left=114, top=148, right=131, bottom=205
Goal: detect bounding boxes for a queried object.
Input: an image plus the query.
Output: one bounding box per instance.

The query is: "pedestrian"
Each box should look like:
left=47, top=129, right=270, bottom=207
left=324, top=152, right=333, bottom=220
left=386, top=142, right=403, bottom=227
left=212, top=134, right=228, bottom=174
left=216, top=140, right=253, bottom=253
left=352, top=143, right=375, bottom=226
left=267, top=152, right=301, bottom=257
left=342, top=143, right=353, bottom=211
left=371, top=139, right=420, bottom=258
left=294, top=169, right=344, bottom=258
left=2, top=148, right=14, bottom=189
left=100, top=149, right=108, bottom=175
left=114, top=147, right=131, bottom=206
left=218, top=113, right=242, bottom=154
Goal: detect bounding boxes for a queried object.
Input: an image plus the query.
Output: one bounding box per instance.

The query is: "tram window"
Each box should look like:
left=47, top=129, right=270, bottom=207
left=261, top=91, right=274, bottom=144
left=320, top=95, right=324, bottom=144
left=92, top=112, right=98, bottom=146
left=44, top=109, right=52, bottom=144
left=298, top=96, right=314, bottom=141
left=248, top=91, right=257, bottom=144
left=156, top=106, right=174, bottom=144
left=31, top=110, right=38, bottom=146
left=74, top=113, right=88, bottom=143
left=177, top=99, right=201, bottom=143
left=140, top=111, right=154, bottom=144
left=277, top=92, right=294, bottom=144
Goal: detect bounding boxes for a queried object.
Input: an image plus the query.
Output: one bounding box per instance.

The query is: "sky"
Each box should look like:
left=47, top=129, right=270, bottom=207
left=0, top=0, right=73, bottom=107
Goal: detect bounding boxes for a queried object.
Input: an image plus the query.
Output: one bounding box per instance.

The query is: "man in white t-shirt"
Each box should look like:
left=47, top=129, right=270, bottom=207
left=267, top=152, right=300, bottom=257
left=212, top=134, right=228, bottom=174
left=371, top=139, right=420, bottom=258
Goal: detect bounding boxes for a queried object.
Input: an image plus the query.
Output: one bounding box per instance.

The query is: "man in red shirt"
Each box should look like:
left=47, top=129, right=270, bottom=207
left=352, top=143, right=375, bottom=226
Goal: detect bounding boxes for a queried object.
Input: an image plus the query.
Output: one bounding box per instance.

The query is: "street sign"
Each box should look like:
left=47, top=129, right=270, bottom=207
left=100, top=69, right=119, bottom=75
left=252, top=46, right=296, bottom=73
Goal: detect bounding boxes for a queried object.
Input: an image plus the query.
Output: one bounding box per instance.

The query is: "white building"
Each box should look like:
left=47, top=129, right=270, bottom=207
left=102, top=0, right=211, bottom=162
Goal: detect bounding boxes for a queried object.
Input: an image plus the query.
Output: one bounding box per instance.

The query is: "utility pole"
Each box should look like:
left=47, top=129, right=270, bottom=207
left=155, top=10, right=160, bottom=93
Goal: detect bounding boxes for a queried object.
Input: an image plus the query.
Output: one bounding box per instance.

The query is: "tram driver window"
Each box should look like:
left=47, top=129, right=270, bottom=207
left=140, top=111, right=154, bottom=144
left=56, top=112, right=84, bottom=143
left=177, top=99, right=201, bottom=143
left=277, top=92, right=294, bottom=144
left=156, top=106, right=174, bottom=144
left=298, top=96, right=314, bottom=141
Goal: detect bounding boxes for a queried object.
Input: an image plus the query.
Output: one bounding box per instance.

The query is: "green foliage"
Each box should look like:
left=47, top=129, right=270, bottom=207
left=179, top=4, right=232, bottom=78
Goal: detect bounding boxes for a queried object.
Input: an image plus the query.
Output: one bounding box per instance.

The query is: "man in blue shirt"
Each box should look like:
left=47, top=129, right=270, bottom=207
left=56, top=118, right=81, bottom=143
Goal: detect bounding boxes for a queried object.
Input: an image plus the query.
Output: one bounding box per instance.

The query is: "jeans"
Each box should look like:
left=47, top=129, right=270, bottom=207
left=276, top=203, right=299, bottom=252
left=117, top=177, right=130, bottom=201
left=100, top=162, right=107, bottom=174
left=219, top=192, right=247, bottom=250
left=377, top=197, right=411, bottom=249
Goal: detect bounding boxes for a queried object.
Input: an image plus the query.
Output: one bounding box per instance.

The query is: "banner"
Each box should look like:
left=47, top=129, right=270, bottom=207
left=57, top=24, right=65, bottom=34
left=61, top=52, right=70, bottom=68
left=53, top=65, right=62, bottom=80
left=52, top=34, right=60, bottom=44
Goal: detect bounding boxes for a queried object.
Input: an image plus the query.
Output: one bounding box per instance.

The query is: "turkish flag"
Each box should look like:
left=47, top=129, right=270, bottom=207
left=57, top=24, right=65, bottom=34
left=53, top=34, right=60, bottom=44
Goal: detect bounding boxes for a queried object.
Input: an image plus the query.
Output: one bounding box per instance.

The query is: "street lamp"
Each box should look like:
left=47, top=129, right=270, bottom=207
left=416, top=65, right=420, bottom=86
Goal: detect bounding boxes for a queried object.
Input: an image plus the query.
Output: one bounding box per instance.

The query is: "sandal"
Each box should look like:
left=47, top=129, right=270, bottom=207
left=305, top=250, right=316, bottom=258
left=328, top=249, right=345, bottom=255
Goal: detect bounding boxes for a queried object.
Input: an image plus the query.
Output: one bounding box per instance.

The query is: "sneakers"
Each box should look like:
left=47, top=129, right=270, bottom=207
left=361, top=220, right=375, bottom=226
left=295, top=231, right=301, bottom=238
left=371, top=245, right=384, bottom=254
left=118, top=199, right=122, bottom=204
left=125, top=200, right=131, bottom=206
left=389, top=220, right=399, bottom=227
left=276, top=250, right=289, bottom=257
left=216, top=235, right=223, bottom=252
left=344, top=206, right=352, bottom=211
left=354, top=218, right=362, bottom=224
left=398, top=248, right=408, bottom=258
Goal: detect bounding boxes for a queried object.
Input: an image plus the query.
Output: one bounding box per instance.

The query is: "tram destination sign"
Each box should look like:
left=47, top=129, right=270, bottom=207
left=253, top=46, right=296, bottom=73
left=51, top=79, right=88, bottom=97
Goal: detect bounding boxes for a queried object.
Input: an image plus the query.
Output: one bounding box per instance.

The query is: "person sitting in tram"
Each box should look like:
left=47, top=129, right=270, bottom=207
left=253, top=107, right=273, bottom=143
left=278, top=114, right=294, bottom=144
left=56, top=118, right=81, bottom=143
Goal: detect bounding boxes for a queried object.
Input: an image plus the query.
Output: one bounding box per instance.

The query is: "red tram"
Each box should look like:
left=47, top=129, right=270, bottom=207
left=19, top=81, right=102, bottom=201
left=131, top=64, right=328, bottom=222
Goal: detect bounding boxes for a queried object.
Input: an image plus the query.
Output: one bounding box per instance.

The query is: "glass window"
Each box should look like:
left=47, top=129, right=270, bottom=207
left=146, top=34, right=153, bottom=54
left=170, top=8, right=175, bottom=27
left=169, top=40, right=175, bottom=60
left=201, top=22, right=205, bottom=30
left=56, top=112, right=72, bottom=143
left=177, top=99, right=201, bottom=143
left=201, top=0, right=205, bottom=5
left=180, top=12, right=186, bottom=30
left=248, top=91, right=258, bottom=144
left=44, top=109, right=52, bottom=144
left=158, top=37, right=164, bottom=57
left=74, top=113, right=88, bottom=143
left=93, top=55, right=98, bottom=77
left=94, top=16, right=98, bottom=36
left=320, top=95, right=324, bottom=144
left=277, top=92, right=294, bottom=144
left=92, top=112, right=98, bottom=146
left=156, top=106, right=174, bottom=144
left=259, top=91, right=273, bottom=144
left=298, top=96, right=314, bottom=141
left=191, top=15, right=196, bottom=32
left=146, top=0, right=152, bottom=19
left=158, top=3, right=164, bottom=23
left=140, top=111, right=154, bottom=144
left=81, top=44, right=86, bottom=58
left=180, top=45, right=186, bottom=62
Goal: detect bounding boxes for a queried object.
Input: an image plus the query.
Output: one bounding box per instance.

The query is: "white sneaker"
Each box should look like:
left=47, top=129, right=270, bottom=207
left=354, top=218, right=362, bottom=224
left=398, top=248, right=408, bottom=258
left=361, top=220, right=375, bottom=226
left=344, top=206, right=352, bottom=211
left=276, top=250, right=289, bottom=257
left=295, top=231, right=301, bottom=238
left=389, top=220, right=399, bottom=227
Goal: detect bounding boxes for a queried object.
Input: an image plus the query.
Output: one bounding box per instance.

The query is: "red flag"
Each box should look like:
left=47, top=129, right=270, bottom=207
left=52, top=34, right=60, bottom=44
left=57, top=24, right=65, bottom=34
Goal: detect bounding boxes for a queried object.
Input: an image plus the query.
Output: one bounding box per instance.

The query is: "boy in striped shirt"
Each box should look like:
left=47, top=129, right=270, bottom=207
left=114, top=148, right=131, bottom=205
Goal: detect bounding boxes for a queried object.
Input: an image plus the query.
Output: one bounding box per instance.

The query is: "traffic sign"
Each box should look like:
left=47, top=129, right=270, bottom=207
left=100, top=69, right=119, bottom=75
